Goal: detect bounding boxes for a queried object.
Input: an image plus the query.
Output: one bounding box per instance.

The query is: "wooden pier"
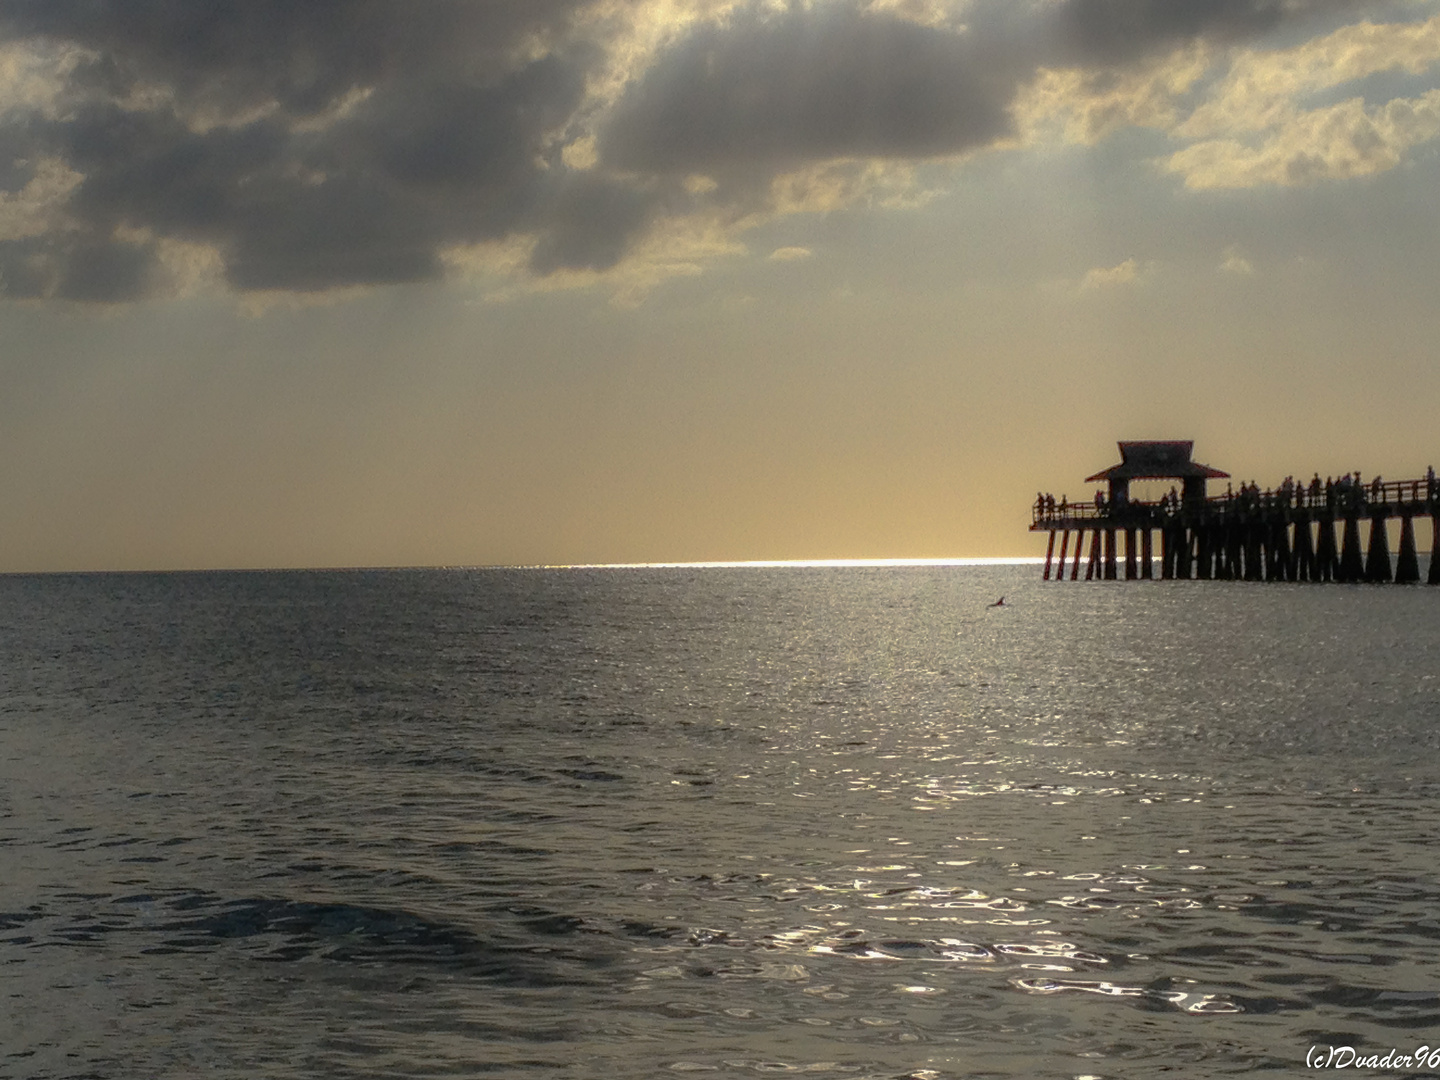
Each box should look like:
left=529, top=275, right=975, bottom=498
left=1031, top=442, right=1439, bottom=584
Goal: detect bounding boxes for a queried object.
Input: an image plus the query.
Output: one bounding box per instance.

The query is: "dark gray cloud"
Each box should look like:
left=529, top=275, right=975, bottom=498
left=57, top=237, right=159, bottom=302
left=528, top=174, right=661, bottom=274
left=0, top=0, right=608, bottom=296
left=0, top=0, right=1393, bottom=302
left=0, top=0, right=589, bottom=117
left=602, top=0, right=1373, bottom=177
left=602, top=6, right=1018, bottom=173
left=1050, top=0, right=1364, bottom=65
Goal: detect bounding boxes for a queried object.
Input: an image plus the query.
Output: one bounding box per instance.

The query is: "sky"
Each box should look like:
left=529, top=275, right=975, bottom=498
left=0, top=0, right=1438, bottom=571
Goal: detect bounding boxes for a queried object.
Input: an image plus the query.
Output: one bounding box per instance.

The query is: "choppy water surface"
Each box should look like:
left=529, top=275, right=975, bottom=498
left=2, top=566, right=1439, bottom=1078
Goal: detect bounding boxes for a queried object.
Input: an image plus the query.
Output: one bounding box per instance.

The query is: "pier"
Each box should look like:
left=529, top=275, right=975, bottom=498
left=1031, top=441, right=1439, bottom=584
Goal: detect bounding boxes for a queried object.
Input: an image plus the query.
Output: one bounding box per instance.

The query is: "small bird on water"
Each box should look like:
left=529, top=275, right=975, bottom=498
left=987, top=596, right=1005, bottom=608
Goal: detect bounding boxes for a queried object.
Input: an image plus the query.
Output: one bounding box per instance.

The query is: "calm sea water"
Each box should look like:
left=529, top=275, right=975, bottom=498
left=2, top=566, right=1439, bottom=1079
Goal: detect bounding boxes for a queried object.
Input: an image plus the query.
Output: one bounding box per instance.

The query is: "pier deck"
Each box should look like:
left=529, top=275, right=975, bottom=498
left=1032, top=442, right=1439, bottom=584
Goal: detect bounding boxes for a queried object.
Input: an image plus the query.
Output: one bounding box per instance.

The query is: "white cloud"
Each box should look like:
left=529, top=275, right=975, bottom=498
left=1178, top=15, right=1440, bottom=140
left=1014, top=45, right=1212, bottom=146
left=0, top=157, right=83, bottom=242
left=1015, top=13, right=1440, bottom=191
left=768, top=245, right=813, bottom=261
left=863, top=0, right=964, bottom=30
left=1080, top=257, right=1141, bottom=290
left=0, top=40, right=88, bottom=119
left=561, top=135, right=599, bottom=170
left=1163, top=15, right=1440, bottom=189
left=1163, top=89, right=1440, bottom=189
left=1219, top=248, right=1255, bottom=275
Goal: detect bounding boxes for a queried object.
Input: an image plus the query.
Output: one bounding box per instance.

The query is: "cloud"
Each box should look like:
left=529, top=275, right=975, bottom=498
left=0, top=156, right=80, bottom=241
left=1220, top=247, right=1255, bottom=274
left=0, top=0, right=1428, bottom=303
left=0, top=0, right=608, bottom=299
left=599, top=5, right=1018, bottom=174
left=1177, top=14, right=1440, bottom=139
left=768, top=245, right=813, bottom=261
left=1050, top=0, right=1360, bottom=67
left=1080, top=256, right=1143, bottom=289
left=1155, top=13, right=1440, bottom=188
left=1013, top=44, right=1213, bottom=145
left=1016, top=7, right=1440, bottom=189
left=1164, top=88, right=1440, bottom=188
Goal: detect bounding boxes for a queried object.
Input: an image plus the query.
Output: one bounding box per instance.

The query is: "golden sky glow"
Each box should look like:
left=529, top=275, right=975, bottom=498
left=0, top=0, right=1437, bottom=570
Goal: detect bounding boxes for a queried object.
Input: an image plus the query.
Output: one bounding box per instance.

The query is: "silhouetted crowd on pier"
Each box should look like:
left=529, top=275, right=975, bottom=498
left=1034, top=466, right=1438, bottom=524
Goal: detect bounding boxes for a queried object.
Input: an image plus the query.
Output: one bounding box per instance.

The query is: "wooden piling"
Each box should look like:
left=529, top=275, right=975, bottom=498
left=1395, top=515, right=1420, bottom=584
left=1071, top=531, right=1083, bottom=580
left=1086, top=529, right=1101, bottom=580
left=1430, top=513, right=1440, bottom=585
left=1244, top=524, right=1262, bottom=581
left=1316, top=519, right=1337, bottom=582
left=1292, top=519, right=1316, bottom=582
left=1364, top=515, right=1393, bottom=583
left=1124, top=528, right=1137, bottom=580
left=1340, top=516, right=1364, bottom=582
left=1044, top=530, right=1056, bottom=580
left=1056, top=530, right=1071, bottom=583
left=1221, top=524, right=1240, bottom=580
left=1273, top=521, right=1294, bottom=582
left=1141, top=528, right=1153, bottom=580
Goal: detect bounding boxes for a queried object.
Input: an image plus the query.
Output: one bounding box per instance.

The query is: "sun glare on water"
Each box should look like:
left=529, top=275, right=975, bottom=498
left=542, top=558, right=1044, bottom=569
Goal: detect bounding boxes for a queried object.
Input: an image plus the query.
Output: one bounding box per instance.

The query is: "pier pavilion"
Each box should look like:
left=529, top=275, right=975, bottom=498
left=1031, top=441, right=1440, bottom=584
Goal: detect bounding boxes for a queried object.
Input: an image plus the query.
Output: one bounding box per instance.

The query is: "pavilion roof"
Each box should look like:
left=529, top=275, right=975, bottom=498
left=1084, top=440, right=1230, bottom=483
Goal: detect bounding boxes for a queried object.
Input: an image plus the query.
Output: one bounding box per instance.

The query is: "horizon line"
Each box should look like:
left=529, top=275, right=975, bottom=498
left=0, top=557, right=1044, bottom=576
left=540, top=557, right=1045, bottom=569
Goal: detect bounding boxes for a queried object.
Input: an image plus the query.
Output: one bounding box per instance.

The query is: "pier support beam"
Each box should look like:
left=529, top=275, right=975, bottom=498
left=1244, top=525, right=1263, bottom=581
left=1176, top=527, right=1192, bottom=579
left=1103, top=529, right=1117, bottom=580
left=1431, top=513, right=1440, bottom=585
left=1340, top=516, right=1365, bottom=582
left=1273, top=521, right=1294, bottom=581
left=1071, top=530, right=1083, bottom=580
left=1364, top=516, right=1392, bottom=583
left=1292, top=519, right=1316, bottom=582
left=1086, top=529, right=1101, bottom=581
left=1396, top=515, right=1420, bottom=584
left=1124, top=528, right=1137, bottom=580
left=1043, top=531, right=1056, bottom=580
left=1195, top=526, right=1212, bottom=579
left=1228, top=524, right=1243, bottom=580
left=1160, top=527, right=1173, bottom=579
left=1316, top=520, right=1337, bottom=582
left=1141, top=529, right=1153, bottom=580
left=1056, top=530, right=1071, bottom=583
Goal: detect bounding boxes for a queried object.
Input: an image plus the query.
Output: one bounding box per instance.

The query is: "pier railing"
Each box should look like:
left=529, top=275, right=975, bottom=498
left=1031, top=475, right=1439, bottom=529
left=1029, top=470, right=1438, bottom=585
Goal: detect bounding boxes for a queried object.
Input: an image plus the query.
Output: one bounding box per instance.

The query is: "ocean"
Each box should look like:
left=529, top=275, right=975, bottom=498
left=2, top=565, right=1438, bottom=1079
